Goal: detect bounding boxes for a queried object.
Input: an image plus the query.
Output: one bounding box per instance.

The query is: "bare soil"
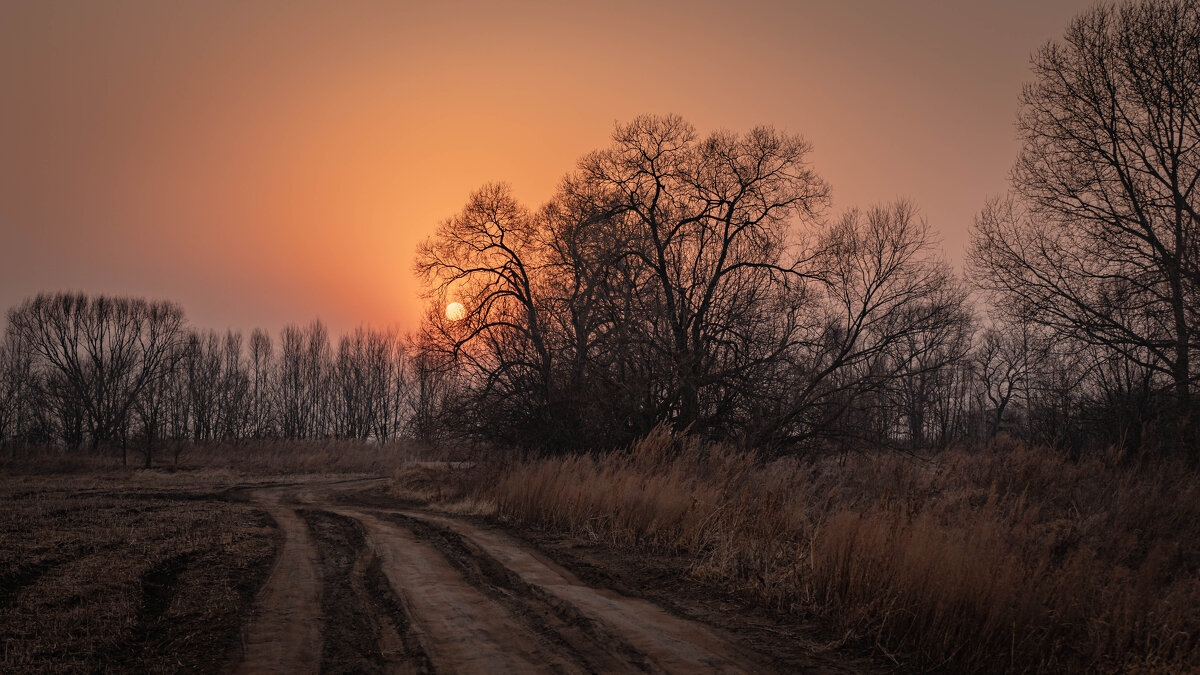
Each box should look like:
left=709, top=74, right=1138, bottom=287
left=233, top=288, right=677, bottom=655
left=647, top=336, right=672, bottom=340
left=1, top=473, right=879, bottom=673
left=235, top=491, right=323, bottom=675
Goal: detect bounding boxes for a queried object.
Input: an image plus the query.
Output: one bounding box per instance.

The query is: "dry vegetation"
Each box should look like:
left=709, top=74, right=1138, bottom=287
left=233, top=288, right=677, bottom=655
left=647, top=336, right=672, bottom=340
left=4, top=435, right=1196, bottom=672
left=0, top=440, right=448, bottom=673
left=448, top=428, right=1200, bottom=673
left=181, top=439, right=433, bottom=475
left=0, top=474, right=278, bottom=673
left=1, top=438, right=431, bottom=476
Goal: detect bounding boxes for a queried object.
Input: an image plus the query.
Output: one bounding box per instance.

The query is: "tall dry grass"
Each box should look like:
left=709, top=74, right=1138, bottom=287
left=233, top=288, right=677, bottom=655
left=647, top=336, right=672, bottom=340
left=480, top=427, right=1200, bottom=672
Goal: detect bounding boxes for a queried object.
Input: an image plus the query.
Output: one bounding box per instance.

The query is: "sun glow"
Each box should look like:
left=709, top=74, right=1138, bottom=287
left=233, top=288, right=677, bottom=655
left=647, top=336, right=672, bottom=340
left=445, top=302, right=466, bottom=321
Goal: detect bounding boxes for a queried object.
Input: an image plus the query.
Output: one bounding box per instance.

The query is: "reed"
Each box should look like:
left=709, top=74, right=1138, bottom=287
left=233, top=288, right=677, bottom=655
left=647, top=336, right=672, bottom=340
left=481, top=428, right=1200, bottom=672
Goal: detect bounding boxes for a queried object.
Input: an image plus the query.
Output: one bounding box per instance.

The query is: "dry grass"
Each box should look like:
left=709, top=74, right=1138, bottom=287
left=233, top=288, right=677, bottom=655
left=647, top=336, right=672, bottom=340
left=472, top=428, right=1200, bottom=673
left=0, top=476, right=277, bottom=673
left=0, top=441, right=443, bottom=672
left=0, top=438, right=437, bottom=476
left=182, top=439, right=435, bottom=475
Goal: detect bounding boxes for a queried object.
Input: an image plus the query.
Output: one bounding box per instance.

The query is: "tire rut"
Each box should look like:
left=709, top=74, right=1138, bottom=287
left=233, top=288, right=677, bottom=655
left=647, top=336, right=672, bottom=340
left=362, top=551, right=436, bottom=675
left=339, top=509, right=586, bottom=674
left=381, top=512, right=655, bottom=673
left=99, top=551, right=195, bottom=671
left=235, top=499, right=322, bottom=675
left=300, top=509, right=433, bottom=675
left=397, top=510, right=768, bottom=674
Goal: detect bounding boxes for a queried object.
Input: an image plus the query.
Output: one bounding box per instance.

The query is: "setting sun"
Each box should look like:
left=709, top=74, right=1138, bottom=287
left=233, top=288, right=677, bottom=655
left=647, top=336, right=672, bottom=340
left=3, top=2, right=1195, bottom=672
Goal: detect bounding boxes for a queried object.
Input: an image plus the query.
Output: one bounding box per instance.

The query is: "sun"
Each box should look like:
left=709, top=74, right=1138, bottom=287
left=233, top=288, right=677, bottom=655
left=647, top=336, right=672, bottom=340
left=445, top=302, right=466, bottom=321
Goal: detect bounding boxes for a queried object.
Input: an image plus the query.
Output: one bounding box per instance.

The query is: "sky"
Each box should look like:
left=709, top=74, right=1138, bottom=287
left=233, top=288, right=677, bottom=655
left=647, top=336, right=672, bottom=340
left=0, top=0, right=1098, bottom=338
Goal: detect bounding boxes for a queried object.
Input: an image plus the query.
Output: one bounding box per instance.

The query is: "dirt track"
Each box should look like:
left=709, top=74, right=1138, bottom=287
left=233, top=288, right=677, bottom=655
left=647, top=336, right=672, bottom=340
left=236, top=487, right=323, bottom=675
left=235, top=478, right=778, bottom=674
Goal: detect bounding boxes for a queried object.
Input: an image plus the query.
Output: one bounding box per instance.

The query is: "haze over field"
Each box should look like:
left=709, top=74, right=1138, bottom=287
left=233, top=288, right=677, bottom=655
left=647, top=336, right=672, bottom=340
left=0, top=0, right=1094, bottom=336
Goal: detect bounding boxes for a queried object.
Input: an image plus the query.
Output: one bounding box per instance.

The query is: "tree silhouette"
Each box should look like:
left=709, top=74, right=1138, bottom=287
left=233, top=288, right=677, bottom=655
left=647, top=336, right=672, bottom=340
left=971, top=0, right=1200, bottom=452
left=6, top=293, right=185, bottom=454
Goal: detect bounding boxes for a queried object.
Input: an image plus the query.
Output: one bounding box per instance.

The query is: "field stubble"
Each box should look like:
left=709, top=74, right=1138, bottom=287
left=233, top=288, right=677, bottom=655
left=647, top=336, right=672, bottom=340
left=0, top=473, right=277, bottom=673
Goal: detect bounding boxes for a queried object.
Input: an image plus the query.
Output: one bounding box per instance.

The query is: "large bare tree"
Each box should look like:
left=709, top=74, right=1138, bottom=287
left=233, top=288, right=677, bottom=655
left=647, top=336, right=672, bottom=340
left=577, top=115, right=831, bottom=433
left=971, top=0, right=1200, bottom=450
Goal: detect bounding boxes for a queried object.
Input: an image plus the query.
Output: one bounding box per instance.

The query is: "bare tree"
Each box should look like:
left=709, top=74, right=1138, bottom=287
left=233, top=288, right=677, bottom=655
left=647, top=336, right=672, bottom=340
left=412, top=121, right=977, bottom=454
left=415, top=183, right=555, bottom=444
left=275, top=321, right=333, bottom=439
left=6, top=293, right=185, bottom=453
left=182, top=331, right=221, bottom=442
left=333, top=327, right=401, bottom=440
left=132, top=340, right=180, bottom=467
left=971, top=0, right=1200, bottom=452
left=771, top=202, right=970, bottom=447
left=576, top=115, right=831, bottom=434
left=972, top=326, right=1031, bottom=440
left=248, top=328, right=275, bottom=438
left=405, top=341, right=457, bottom=445
left=887, top=300, right=974, bottom=450
left=0, top=332, right=36, bottom=454
left=372, top=330, right=409, bottom=443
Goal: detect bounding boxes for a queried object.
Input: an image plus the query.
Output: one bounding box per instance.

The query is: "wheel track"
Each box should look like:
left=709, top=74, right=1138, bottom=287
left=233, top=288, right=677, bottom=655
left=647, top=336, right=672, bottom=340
left=394, top=510, right=768, bottom=674
left=240, top=477, right=779, bottom=674
left=339, top=509, right=585, bottom=674
left=235, top=493, right=323, bottom=675
left=382, top=511, right=653, bottom=673
left=301, top=509, right=433, bottom=674
left=361, top=551, right=436, bottom=674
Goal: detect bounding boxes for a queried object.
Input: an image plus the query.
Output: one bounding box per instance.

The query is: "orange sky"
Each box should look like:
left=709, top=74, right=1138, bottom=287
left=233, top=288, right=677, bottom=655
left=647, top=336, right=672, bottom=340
left=0, top=0, right=1097, bottom=337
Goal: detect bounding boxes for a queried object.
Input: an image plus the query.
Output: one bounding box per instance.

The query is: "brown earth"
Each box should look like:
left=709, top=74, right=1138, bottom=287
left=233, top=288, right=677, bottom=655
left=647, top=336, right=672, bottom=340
left=0, top=474, right=278, bottom=673
left=1, top=473, right=879, bottom=673
left=237, top=478, right=880, bottom=674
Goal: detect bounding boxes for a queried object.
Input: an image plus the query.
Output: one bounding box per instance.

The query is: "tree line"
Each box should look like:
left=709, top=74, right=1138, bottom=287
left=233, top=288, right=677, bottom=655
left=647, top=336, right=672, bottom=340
left=0, top=296, right=446, bottom=465
left=2, top=0, right=1197, bottom=461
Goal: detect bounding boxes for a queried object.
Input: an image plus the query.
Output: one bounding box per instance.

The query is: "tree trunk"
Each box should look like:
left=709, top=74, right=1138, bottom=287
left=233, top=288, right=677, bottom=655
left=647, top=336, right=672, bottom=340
left=144, top=427, right=153, bottom=469
left=1170, top=257, right=1194, bottom=460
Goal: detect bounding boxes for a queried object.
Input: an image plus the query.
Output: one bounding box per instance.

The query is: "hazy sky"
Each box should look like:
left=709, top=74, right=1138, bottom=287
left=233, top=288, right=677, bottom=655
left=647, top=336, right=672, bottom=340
left=0, top=0, right=1097, bottom=337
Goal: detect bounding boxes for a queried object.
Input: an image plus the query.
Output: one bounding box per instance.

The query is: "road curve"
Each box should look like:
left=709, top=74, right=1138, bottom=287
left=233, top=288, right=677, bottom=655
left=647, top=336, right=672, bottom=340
left=235, top=489, right=323, bottom=675
left=234, top=478, right=779, bottom=674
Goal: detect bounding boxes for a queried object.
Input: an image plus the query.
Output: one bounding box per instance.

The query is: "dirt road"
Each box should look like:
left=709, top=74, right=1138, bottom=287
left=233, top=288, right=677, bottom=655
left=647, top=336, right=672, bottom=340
left=234, top=478, right=781, bottom=674
left=235, top=487, right=323, bottom=675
